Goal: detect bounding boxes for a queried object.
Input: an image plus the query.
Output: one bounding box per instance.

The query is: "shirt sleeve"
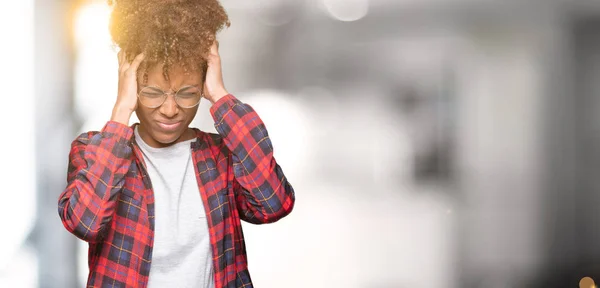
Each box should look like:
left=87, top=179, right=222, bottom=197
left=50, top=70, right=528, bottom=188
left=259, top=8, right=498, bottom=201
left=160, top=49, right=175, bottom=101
left=210, top=94, right=295, bottom=224
left=57, top=121, right=135, bottom=242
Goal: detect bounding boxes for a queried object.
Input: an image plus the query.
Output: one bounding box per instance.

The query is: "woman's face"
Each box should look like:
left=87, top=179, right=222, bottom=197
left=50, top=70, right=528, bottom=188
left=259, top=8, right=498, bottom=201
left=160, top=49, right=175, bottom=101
left=135, top=64, right=203, bottom=148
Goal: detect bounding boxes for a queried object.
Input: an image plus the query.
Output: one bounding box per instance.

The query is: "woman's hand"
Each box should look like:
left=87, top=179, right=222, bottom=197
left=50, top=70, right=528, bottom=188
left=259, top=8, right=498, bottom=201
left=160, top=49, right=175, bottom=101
left=111, top=51, right=145, bottom=125
left=203, top=41, right=229, bottom=104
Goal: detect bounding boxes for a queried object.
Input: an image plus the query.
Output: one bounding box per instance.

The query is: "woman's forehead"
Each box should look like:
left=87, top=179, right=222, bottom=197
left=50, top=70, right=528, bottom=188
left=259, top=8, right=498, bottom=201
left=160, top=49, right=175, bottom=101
left=144, top=63, right=203, bottom=88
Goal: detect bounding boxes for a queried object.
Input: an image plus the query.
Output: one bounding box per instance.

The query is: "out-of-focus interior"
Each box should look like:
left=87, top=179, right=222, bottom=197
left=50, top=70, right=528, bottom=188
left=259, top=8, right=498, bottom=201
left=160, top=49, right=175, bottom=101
left=3, top=0, right=600, bottom=287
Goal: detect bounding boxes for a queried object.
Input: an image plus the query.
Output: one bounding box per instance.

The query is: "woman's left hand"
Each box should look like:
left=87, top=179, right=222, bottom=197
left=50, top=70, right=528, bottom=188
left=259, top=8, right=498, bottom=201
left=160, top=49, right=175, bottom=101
left=203, top=41, right=229, bottom=104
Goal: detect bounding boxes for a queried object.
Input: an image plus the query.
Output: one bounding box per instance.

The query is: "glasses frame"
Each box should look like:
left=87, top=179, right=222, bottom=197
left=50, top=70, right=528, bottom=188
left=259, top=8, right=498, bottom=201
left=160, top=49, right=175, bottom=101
left=137, top=85, right=204, bottom=109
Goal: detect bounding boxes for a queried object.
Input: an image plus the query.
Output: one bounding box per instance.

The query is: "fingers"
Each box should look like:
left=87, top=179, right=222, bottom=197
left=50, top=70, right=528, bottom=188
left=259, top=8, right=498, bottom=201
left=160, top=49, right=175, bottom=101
left=118, top=50, right=129, bottom=70
left=129, top=53, right=145, bottom=73
left=118, top=52, right=144, bottom=76
left=117, top=50, right=123, bottom=65
left=207, top=41, right=220, bottom=66
left=210, top=40, right=219, bottom=56
left=120, top=62, right=130, bottom=74
left=118, top=50, right=129, bottom=73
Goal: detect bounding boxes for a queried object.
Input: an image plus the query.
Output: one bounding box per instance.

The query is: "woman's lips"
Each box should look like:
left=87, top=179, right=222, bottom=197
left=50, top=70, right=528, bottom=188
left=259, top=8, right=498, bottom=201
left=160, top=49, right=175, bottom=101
left=156, top=121, right=182, bottom=131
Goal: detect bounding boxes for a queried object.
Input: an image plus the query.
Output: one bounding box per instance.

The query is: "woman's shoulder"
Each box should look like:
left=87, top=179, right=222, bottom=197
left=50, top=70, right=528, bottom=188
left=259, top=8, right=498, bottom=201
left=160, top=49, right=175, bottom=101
left=191, top=128, right=230, bottom=158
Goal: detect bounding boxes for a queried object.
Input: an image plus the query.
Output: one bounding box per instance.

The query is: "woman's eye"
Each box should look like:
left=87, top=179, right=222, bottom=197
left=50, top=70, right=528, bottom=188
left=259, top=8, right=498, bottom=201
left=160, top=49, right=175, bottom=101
left=178, top=92, right=198, bottom=98
left=144, top=92, right=162, bottom=96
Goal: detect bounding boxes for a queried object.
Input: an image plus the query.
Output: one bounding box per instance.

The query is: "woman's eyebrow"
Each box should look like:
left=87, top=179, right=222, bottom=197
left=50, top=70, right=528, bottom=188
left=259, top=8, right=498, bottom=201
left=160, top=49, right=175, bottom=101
left=175, top=84, right=200, bottom=90
left=141, top=85, right=165, bottom=90
left=141, top=83, right=168, bottom=89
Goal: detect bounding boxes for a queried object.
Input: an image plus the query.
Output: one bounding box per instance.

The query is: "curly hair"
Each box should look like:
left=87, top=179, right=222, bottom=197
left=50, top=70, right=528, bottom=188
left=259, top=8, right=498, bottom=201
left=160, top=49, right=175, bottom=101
left=108, top=0, right=230, bottom=82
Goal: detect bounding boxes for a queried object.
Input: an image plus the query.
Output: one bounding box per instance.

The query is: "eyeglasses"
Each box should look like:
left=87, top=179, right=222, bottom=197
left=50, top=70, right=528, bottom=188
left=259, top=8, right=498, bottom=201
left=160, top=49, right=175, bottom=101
left=138, top=85, right=203, bottom=109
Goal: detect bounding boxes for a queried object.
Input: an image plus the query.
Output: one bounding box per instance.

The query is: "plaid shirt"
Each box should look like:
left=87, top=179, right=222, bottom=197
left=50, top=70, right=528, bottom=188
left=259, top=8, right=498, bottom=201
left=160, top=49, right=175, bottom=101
left=58, top=94, right=295, bottom=288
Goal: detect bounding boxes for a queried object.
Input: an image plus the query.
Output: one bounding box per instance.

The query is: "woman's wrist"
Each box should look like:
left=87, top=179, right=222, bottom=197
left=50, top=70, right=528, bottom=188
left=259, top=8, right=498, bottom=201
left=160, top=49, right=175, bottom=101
left=207, top=88, right=228, bottom=104
left=111, top=106, right=133, bottom=125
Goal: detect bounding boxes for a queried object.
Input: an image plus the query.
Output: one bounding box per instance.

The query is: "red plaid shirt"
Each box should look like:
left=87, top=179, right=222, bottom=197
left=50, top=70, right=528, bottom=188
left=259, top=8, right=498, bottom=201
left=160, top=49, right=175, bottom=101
left=58, top=94, right=295, bottom=288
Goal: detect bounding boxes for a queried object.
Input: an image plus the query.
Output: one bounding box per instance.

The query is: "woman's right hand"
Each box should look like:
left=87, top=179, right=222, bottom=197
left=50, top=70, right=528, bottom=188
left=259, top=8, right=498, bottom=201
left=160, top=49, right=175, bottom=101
left=111, top=51, right=145, bottom=125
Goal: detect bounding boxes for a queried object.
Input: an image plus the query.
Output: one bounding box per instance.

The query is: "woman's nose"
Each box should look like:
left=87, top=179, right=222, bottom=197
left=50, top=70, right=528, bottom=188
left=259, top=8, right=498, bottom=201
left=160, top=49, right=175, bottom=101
left=159, top=94, right=179, bottom=117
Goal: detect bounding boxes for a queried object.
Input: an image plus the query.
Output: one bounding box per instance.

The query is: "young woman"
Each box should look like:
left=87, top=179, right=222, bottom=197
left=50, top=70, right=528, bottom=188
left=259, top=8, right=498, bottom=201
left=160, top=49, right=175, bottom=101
left=58, top=1, right=295, bottom=287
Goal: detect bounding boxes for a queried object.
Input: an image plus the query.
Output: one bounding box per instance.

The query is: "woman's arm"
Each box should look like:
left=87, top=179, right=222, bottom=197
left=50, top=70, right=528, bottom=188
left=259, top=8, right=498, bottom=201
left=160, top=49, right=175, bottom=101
left=57, top=121, right=134, bottom=242
left=211, top=95, right=295, bottom=224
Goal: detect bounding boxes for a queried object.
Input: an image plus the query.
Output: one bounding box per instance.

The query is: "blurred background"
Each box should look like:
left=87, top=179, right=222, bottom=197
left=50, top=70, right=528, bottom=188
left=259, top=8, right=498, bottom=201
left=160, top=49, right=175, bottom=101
left=2, top=0, right=600, bottom=287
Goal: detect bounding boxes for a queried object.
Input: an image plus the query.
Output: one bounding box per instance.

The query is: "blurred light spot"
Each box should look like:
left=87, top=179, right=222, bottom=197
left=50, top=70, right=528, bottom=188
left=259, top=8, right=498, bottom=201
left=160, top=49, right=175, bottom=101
left=74, top=2, right=120, bottom=130
left=74, top=3, right=111, bottom=47
left=323, top=0, right=369, bottom=22
left=580, top=277, right=596, bottom=288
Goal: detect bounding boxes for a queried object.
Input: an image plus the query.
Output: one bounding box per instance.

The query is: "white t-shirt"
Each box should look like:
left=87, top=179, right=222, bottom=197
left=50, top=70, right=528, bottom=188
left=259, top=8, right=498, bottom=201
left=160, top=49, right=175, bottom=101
left=135, top=126, right=214, bottom=288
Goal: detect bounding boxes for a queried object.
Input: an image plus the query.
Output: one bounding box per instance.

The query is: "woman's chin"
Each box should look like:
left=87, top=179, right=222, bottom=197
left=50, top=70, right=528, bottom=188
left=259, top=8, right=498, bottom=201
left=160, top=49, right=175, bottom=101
left=140, top=124, right=192, bottom=147
left=155, top=134, right=180, bottom=145
left=142, top=130, right=180, bottom=147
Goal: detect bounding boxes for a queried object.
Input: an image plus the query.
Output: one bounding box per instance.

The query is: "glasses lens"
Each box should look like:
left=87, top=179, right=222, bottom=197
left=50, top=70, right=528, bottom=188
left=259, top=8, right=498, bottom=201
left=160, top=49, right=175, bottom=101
left=139, top=87, right=166, bottom=108
left=175, top=86, right=202, bottom=108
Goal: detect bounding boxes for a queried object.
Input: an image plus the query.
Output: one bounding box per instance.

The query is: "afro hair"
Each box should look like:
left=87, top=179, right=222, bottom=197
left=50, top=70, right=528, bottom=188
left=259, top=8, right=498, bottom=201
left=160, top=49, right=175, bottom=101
left=108, top=0, right=230, bottom=81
